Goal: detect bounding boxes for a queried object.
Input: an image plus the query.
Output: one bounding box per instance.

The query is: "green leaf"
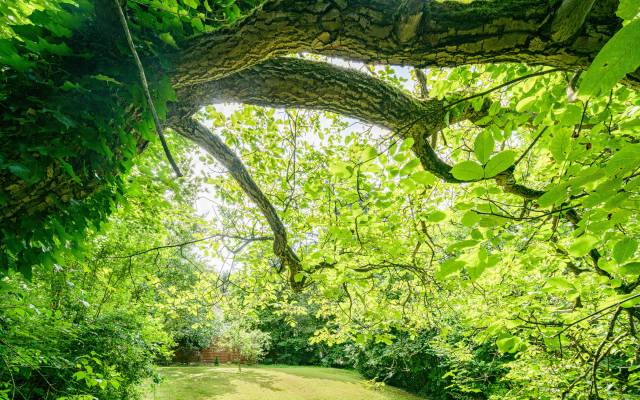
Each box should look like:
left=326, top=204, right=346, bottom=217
left=92, top=74, right=122, bottom=85
left=473, top=131, right=494, bottom=164
left=606, top=144, right=640, bottom=173
left=400, top=137, right=415, bottom=151
left=400, top=159, right=421, bottom=175
left=410, top=171, right=435, bottom=186
left=446, top=239, right=478, bottom=252
left=451, top=161, right=484, bottom=181
left=0, top=40, right=34, bottom=71
left=7, top=164, right=31, bottom=182
left=515, top=96, right=536, bottom=112
left=426, top=210, right=446, bottom=223
left=436, top=259, right=465, bottom=279
left=580, top=19, right=640, bottom=96
left=621, top=296, right=640, bottom=308
left=159, top=32, right=179, bottom=49
left=496, top=336, right=523, bottom=353
left=538, top=185, right=568, bottom=207
left=549, top=130, right=572, bottom=162
left=461, top=211, right=481, bottom=227
left=613, top=237, right=638, bottom=264
left=568, top=235, right=598, bottom=257
left=547, top=276, right=575, bottom=290
left=182, top=0, right=199, bottom=8
left=617, top=0, right=640, bottom=21
left=557, top=104, right=583, bottom=126
left=619, top=262, right=640, bottom=276
left=484, top=150, right=516, bottom=178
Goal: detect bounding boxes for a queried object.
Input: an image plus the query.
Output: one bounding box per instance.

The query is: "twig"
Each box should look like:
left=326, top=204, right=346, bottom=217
left=554, top=293, right=640, bottom=337
left=107, top=233, right=272, bottom=259
left=446, top=68, right=564, bottom=109
left=514, top=127, right=548, bottom=166
left=114, top=0, right=183, bottom=177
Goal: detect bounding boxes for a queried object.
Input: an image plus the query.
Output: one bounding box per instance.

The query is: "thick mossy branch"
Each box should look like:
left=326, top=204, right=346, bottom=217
left=171, top=57, right=544, bottom=200
left=171, top=57, right=453, bottom=138
left=172, top=0, right=627, bottom=88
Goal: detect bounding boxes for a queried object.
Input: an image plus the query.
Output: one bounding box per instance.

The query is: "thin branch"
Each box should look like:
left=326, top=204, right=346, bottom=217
left=108, top=233, right=272, bottom=259
left=172, top=117, right=305, bottom=290
left=446, top=68, right=564, bottom=109
left=114, top=0, right=183, bottom=177
left=554, top=293, right=640, bottom=337
left=514, top=127, right=548, bottom=166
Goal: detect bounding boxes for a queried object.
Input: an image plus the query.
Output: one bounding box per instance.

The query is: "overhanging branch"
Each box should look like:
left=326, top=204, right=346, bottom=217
left=170, top=117, right=305, bottom=290
left=171, top=57, right=544, bottom=200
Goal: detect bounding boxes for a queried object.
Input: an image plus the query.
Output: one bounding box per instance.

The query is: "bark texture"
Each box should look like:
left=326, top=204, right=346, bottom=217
left=170, top=57, right=544, bottom=197
left=171, top=57, right=454, bottom=138
left=173, top=0, right=629, bottom=88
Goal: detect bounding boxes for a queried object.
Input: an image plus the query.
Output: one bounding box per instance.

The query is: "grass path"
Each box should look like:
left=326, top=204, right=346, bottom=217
left=142, top=365, right=422, bottom=400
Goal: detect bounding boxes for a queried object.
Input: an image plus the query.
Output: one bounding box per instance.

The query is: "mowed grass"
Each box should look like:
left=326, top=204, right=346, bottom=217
left=142, top=365, right=423, bottom=400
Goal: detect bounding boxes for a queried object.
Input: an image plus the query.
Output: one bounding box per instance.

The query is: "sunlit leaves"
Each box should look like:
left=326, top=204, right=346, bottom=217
left=484, top=150, right=516, bottom=178
left=580, top=19, right=640, bottom=96
left=460, top=211, right=480, bottom=227
left=606, top=143, right=640, bottom=173
left=159, top=32, right=178, bottom=48
left=426, top=210, right=447, bottom=223
left=619, top=261, right=640, bottom=276
left=568, top=235, right=599, bottom=257
left=546, top=276, right=575, bottom=291
left=537, top=185, right=568, bottom=207
left=451, top=160, right=483, bottom=181
left=436, top=259, right=465, bottom=280
left=473, top=131, right=494, bottom=164
left=515, top=96, right=536, bottom=112
left=496, top=335, right=525, bottom=354
left=613, top=237, right=637, bottom=264
left=410, top=171, right=435, bottom=186
left=549, top=129, right=572, bottom=161
left=617, top=0, right=640, bottom=20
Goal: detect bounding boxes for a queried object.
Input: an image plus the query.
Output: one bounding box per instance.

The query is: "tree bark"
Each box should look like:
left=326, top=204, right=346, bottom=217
left=170, top=57, right=460, bottom=138
left=170, top=57, right=543, bottom=197
left=172, top=0, right=629, bottom=88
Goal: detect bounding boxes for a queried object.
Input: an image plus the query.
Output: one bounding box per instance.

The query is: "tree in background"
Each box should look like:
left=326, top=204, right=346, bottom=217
left=217, top=319, right=270, bottom=372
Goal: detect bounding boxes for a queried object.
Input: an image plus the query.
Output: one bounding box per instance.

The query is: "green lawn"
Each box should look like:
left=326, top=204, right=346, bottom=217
left=142, top=365, right=422, bottom=400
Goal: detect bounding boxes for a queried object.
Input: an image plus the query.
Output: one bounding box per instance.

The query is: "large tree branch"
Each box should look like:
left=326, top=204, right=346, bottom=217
left=172, top=0, right=628, bottom=88
left=171, top=57, right=457, bottom=138
left=171, top=57, right=543, bottom=199
left=170, top=117, right=305, bottom=290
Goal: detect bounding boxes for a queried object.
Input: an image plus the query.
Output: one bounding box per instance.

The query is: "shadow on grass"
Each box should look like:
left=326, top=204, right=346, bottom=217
left=145, top=367, right=282, bottom=400
left=229, top=370, right=282, bottom=393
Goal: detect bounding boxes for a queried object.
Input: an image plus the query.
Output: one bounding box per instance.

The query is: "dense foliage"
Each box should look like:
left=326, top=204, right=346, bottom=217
left=349, top=330, right=508, bottom=399
left=257, top=301, right=348, bottom=367
left=2, top=0, right=640, bottom=399
left=0, top=139, right=225, bottom=399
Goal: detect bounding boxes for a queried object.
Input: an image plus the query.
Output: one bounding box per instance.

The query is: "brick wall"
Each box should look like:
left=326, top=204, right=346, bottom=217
left=173, top=343, right=242, bottom=364
left=199, top=348, right=240, bottom=363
